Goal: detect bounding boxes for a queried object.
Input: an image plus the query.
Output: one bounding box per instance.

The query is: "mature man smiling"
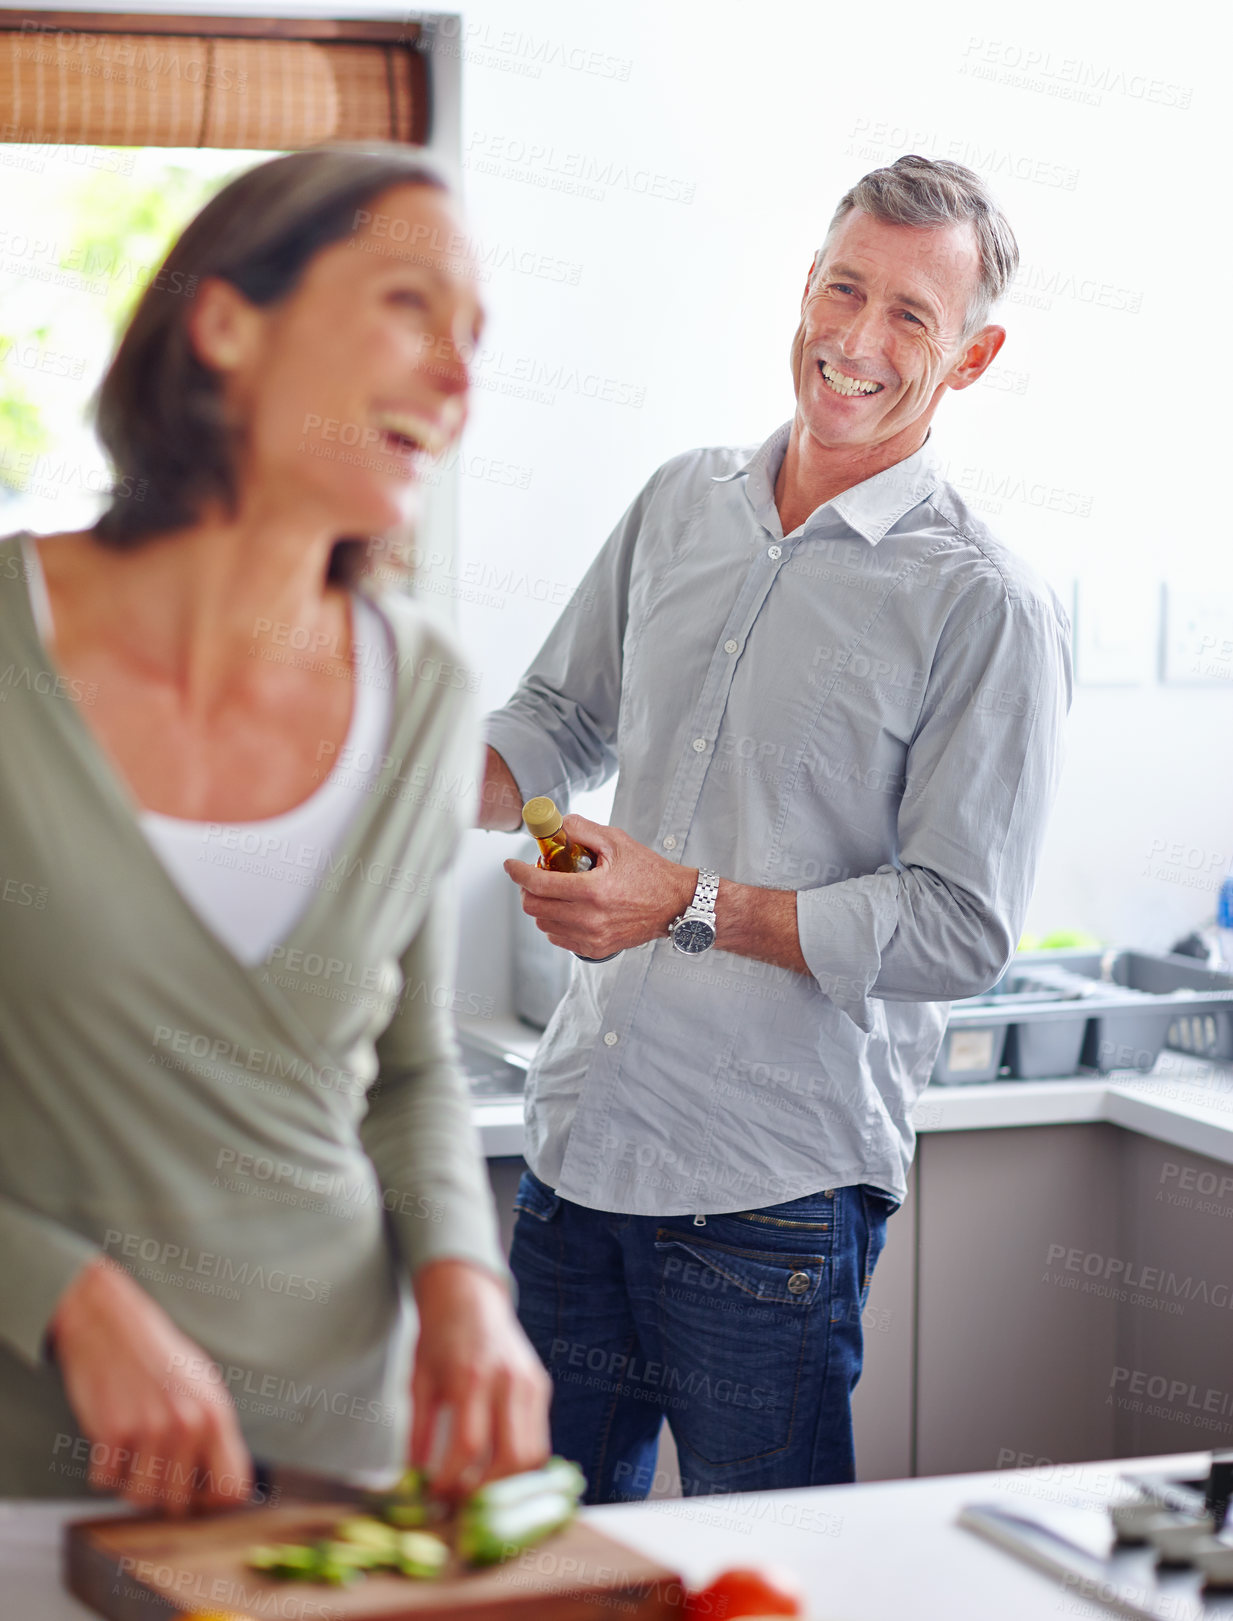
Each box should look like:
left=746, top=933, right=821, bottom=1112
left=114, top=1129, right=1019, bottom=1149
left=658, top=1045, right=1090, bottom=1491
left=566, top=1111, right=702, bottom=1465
left=480, top=157, right=1072, bottom=1501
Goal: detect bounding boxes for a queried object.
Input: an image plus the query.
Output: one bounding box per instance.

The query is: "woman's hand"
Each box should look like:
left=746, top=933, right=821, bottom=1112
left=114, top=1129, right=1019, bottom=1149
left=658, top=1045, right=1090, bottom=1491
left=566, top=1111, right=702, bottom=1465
left=50, top=1255, right=252, bottom=1514
left=410, top=1258, right=551, bottom=1496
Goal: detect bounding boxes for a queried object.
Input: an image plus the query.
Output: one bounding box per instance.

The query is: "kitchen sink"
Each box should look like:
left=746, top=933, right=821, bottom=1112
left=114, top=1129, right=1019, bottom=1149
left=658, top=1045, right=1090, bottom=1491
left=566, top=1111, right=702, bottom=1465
left=456, top=1033, right=529, bottom=1100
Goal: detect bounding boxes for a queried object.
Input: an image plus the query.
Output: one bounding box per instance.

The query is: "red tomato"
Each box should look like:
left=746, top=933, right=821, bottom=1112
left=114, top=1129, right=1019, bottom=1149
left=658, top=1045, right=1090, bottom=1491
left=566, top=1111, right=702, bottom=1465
left=684, top=1565, right=806, bottom=1618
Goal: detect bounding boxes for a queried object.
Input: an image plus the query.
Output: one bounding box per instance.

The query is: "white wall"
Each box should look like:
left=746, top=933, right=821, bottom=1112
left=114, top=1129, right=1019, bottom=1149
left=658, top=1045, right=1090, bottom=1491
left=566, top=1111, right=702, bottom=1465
left=446, top=0, right=1232, bottom=1015
left=10, top=0, right=1226, bottom=1011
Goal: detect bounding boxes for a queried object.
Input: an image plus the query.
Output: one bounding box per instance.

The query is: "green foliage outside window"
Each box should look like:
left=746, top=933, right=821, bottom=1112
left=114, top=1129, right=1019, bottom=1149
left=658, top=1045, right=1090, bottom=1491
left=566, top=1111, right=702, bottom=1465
left=0, top=148, right=252, bottom=497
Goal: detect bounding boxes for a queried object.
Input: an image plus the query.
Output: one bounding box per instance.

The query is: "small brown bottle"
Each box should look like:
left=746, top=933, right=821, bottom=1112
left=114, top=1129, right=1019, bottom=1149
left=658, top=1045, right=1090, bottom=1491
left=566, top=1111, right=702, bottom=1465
left=521, top=797, right=618, bottom=962
left=523, top=797, right=597, bottom=873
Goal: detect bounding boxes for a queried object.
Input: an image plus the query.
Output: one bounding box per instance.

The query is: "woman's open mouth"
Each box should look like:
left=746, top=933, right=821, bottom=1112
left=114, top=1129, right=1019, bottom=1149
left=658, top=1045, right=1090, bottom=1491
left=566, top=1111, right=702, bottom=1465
left=372, top=409, right=447, bottom=458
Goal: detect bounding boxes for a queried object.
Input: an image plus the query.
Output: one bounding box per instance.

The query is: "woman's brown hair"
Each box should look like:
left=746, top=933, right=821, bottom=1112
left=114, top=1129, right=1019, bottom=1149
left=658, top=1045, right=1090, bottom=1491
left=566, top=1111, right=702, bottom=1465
left=93, top=143, right=453, bottom=585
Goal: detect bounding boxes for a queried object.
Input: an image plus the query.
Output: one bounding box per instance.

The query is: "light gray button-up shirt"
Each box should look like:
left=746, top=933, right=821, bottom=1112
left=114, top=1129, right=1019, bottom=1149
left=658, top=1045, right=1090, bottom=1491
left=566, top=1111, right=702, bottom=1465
left=486, top=424, right=1072, bottom=1214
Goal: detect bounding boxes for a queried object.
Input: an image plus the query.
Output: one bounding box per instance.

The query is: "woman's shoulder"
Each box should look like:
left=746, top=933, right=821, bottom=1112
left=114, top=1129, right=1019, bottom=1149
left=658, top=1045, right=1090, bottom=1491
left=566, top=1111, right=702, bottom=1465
left=0, top=532, right=35, bottom=627
left=0, top=529, right=31, bottom=570
left=0, top=530, right=87, bottom=620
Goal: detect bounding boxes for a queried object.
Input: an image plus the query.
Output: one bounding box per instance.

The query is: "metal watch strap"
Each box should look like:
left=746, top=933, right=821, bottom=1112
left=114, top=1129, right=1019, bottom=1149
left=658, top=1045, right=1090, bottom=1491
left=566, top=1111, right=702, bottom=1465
left=688, top=869, right=719, bottom=921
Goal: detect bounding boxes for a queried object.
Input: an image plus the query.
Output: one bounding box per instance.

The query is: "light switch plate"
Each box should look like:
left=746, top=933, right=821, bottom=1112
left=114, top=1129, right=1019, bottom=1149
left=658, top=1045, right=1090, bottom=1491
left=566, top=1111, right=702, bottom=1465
left=1072, top=576, right=1158, bottom=686
left=1161, top=584, right=1233, bottom=685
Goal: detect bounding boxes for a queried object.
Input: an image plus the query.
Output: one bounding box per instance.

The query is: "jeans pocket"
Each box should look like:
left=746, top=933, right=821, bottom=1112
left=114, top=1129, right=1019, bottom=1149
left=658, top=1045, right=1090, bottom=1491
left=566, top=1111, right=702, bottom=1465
left=513, top=1169, right=562, bottom=1223
left=714, top=1211, right=833, bottom=1244
left=655, top=1232, right=826, bottom=1304
left=654, top=1231, right=829, bottom=1468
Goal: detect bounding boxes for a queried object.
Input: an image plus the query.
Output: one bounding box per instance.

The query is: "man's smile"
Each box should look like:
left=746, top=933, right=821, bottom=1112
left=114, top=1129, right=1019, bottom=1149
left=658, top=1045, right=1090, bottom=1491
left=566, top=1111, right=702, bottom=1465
left=818, top=359, right=886, bottom=398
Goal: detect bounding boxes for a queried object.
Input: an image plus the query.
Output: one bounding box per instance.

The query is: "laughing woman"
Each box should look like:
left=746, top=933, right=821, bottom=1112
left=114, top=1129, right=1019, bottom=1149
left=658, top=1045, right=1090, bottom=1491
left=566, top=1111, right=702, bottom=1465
left=0, top=147, right=549, bottom=1507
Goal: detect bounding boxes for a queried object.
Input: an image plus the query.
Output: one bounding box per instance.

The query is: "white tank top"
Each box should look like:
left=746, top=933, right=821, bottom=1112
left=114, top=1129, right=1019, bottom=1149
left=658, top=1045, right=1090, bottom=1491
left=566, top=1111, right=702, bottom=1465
left=21, top=535, right=395, bottom=965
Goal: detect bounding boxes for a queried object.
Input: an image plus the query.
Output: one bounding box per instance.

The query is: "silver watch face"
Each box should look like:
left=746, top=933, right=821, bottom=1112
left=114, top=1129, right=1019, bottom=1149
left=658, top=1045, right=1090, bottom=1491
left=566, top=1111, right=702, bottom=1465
left=672, top=916, right=716, bottom=954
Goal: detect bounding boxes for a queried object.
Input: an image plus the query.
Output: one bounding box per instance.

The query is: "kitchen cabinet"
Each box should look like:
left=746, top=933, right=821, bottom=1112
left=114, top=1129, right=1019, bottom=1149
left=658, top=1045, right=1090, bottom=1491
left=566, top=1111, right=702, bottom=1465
left=855, top=1063, right=1233, bottom=1479
left=855, top=1124, right=1122, bottom=1480
left=471, top=1023, right=1233, bottom=1486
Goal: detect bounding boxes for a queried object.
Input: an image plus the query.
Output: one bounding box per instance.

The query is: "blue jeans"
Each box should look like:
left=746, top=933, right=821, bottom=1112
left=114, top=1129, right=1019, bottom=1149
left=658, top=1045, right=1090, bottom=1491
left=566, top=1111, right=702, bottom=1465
left=509, top=1171, right=895, bottom=1503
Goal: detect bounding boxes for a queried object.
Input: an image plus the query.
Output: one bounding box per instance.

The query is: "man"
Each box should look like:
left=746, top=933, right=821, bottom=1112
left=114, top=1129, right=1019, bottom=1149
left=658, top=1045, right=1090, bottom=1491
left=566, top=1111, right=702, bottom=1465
left=478, top=156, right=1072, bottom=1501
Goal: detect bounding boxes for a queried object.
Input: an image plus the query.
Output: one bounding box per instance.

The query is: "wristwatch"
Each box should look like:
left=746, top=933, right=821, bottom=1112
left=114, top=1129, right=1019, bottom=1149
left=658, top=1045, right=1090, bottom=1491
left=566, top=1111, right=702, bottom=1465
left=668, top=869, right=719, bottom=955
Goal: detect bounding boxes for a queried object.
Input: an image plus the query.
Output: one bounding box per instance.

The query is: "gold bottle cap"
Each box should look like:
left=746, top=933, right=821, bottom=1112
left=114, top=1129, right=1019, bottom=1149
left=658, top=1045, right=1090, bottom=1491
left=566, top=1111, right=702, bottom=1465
left=522, top=796, right=563, bottom=839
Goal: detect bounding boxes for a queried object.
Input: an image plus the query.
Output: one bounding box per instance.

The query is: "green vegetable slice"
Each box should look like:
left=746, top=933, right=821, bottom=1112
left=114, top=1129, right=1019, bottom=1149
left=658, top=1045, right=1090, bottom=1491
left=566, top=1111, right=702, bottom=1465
left=457, top=1490, right=578, bottom=1567
left=245, top=1457, right=586, bottom=1583
left=465, top=1456, right=585, bottom=1514
left=396, top=1530, right=450, bottom=1578
left=382, top=1500, right=433, bottom=1528
left=334, top=1517, right=402, bottom=1555
left=247, top=1542, right=323, bottom=1578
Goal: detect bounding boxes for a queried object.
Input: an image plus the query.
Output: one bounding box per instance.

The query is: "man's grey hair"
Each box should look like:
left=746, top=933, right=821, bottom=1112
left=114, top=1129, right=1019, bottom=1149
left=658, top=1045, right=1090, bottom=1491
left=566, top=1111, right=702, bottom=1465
left=818, top=154, right=1019, bottom=340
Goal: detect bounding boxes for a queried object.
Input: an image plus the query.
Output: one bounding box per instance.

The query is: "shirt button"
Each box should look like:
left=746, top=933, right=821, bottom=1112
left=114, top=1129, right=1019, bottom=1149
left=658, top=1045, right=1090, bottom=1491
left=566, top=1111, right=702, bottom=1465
left=692, top=738, right=707, bottom=753
left=787, top=1270, right=811, bottom=1295
left=768, top=545, right=782, bottom=560
left=724, top=639, right=739, bottom=654
left=603, top=1031, right=619, bottom=1047
left=662, top=835, right=677, bottom=851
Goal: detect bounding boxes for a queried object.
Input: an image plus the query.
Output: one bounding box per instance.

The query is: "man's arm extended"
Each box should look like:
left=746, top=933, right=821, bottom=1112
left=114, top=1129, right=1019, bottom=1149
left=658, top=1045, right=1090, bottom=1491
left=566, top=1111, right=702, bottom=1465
left=505, top=587, right=1072, bottom=1024
left=505, top=814, right=808, bottom=972
left=478, top=746, right=524, bottom=832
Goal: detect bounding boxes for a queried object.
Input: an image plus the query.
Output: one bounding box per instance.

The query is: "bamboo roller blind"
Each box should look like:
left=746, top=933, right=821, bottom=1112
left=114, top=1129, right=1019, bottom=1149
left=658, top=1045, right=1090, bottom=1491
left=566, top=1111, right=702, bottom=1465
left=0, top=20, right=426, bottom=149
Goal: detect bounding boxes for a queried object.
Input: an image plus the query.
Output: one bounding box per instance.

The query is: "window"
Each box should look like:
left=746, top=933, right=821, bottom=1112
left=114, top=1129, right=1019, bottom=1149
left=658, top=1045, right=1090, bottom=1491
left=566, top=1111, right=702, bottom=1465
left=0, top=11, right=432, bottom=540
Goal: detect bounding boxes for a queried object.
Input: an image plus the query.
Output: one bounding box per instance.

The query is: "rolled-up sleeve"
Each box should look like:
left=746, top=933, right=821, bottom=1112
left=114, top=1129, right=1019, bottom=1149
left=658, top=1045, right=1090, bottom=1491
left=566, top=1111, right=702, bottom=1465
left=484, top=468, right=664, bottom=806
left=796, top=586, right=1073, bottom=1032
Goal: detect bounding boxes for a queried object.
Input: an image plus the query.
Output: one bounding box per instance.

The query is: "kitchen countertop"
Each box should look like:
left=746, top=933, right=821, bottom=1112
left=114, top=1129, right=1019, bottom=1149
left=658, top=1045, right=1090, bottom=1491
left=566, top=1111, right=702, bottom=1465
left=463, top=1012, right=1233, bottom=1165
left=7, top=1450, right=1211, bottom=1620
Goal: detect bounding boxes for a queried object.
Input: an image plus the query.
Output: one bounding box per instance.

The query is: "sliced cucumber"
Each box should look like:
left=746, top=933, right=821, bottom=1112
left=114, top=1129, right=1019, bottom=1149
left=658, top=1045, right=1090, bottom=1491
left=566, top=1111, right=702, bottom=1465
left=465, top=1456, right=585, bottom=1514
left=396, top=1530, right=450, bottom=1578
left=393, top=1466, right=428, bottom=1498
left=334, top=1516, right=402, bottom=1555
left=247, top=1542, right=322, bottom=1578
left=457, top=1489, right=578, bottom=1567
left=383, top=1500, right=433, bottom=1528
left=246, top=1458, right=584, bottom=1584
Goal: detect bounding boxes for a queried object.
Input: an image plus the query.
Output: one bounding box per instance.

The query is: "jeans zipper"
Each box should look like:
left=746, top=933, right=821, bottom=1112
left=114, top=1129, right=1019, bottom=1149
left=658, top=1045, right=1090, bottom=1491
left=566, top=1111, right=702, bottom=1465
left=693, top=1214, right=706, bottom=1226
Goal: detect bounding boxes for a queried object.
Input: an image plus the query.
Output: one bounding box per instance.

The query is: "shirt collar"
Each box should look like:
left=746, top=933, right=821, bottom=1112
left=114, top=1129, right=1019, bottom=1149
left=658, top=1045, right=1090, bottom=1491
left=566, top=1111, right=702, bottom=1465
left=713, top=421, right=941, bottom=547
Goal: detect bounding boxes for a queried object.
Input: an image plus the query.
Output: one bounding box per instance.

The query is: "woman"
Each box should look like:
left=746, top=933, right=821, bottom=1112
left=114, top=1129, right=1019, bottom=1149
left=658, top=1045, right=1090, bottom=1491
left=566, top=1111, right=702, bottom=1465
left=0, top=146, right=549, bottom=1509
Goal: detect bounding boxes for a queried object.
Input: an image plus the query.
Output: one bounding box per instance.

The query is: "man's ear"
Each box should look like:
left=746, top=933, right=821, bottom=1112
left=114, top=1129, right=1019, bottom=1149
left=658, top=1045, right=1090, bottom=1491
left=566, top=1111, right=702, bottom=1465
left=186, top=276, right=264, bottom=374
left=947, top=325, right=1007, bottom=391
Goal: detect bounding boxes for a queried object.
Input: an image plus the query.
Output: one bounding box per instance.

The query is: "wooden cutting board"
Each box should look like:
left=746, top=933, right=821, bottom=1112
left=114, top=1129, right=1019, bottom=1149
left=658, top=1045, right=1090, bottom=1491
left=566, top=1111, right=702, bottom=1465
left=66, top=1501, right=685, bottom=1620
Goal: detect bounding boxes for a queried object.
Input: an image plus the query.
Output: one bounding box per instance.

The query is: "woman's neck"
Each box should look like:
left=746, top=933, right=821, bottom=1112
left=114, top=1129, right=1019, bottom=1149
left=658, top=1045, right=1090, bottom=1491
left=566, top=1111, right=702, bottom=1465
left=37, top=512, right=352, bottom=716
